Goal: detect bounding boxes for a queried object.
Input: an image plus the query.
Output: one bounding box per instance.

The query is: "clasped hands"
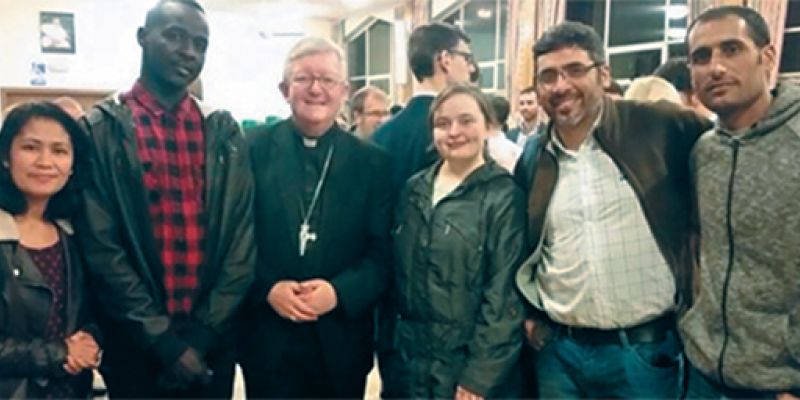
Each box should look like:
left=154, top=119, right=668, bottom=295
left=63, top=330, right=100, bottom=375
left=267, top=279, right=338, bottom=322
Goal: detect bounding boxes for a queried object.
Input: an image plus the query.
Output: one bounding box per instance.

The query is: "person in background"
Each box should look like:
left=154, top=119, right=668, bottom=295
left=392, top=84, right=525, bottom=399
left=0, top=102, right=100, bottom=399
left=52, top=97, right=85, bottom=120
left=76, top=0, right=255, bottom=397
left=350, top=85, right=390, bottom=140
left=624, top=75, right=684, bottom=105
left=679, top=6, right=800, bottom=398
left=372, top=22, right=475, bottom=194
left=514, top=21, right=711, bottom=398
left=239, top=36, right=393, bottom=399
left=487, top=95, right=521, bottom=173
left=506, top=86, right=546, bottom=147
left=654, top=57, right=715, bottom=120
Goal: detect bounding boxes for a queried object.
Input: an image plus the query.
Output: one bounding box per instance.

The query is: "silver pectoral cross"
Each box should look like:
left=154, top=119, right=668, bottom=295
left=299, top=222, right=317, bottom=257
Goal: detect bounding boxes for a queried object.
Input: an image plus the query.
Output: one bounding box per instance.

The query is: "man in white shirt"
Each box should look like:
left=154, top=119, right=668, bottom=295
left=486, top=95, right=521, bottom=173
left=514, top=21, right=710, bottom=398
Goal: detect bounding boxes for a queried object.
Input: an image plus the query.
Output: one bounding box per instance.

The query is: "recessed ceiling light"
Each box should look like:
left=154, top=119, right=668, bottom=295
left=477, top=8, right=492, bottom=19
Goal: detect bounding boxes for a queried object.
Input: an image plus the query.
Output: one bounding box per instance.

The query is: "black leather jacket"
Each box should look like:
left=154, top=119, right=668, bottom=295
left=0, top=210, right=95, bottom=398
left=77, top=95, right=255, bottom=368
left=393, top=160, right=526, bottom=397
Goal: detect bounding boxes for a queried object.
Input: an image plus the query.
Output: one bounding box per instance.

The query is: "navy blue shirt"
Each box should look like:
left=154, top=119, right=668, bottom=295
left=372, top=95, right=436, bottom=194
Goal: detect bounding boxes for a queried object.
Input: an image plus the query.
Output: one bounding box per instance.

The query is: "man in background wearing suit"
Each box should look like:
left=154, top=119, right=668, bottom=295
left=372, top=22, right=475, bottom=193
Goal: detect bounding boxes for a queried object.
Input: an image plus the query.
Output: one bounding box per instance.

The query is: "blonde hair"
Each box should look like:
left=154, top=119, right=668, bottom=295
left=624, top=75, right=682, bottom=105
left=282, top=36, right=346, bottom=82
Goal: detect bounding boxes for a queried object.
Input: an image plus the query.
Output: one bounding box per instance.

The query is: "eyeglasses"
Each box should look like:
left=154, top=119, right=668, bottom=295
left=448, top=49, right=475, bottom=64
left=536, top=62, right=601, bottom=86
left=362, top=110, right=390, bottom=118
left=290, top=74, right=343, bottom=91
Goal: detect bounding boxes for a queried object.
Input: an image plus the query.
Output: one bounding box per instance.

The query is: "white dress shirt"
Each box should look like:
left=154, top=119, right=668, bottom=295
left=486, top=130, right=522, bottom=173
left=535, top=132, right=675, bottom=329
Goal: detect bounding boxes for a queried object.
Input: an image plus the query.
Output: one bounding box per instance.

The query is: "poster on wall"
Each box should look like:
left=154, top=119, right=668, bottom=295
left=40, top=11, right=75, bottom=54
left=31, top=62, right=47, bottom=86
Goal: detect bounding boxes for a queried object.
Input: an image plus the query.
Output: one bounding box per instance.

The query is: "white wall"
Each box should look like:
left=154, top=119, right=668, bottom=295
left=0, top=0, right=334, bottom=121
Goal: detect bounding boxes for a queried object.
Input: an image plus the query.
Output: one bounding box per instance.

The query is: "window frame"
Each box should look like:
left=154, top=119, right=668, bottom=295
left=437, top=0, right=508, bottom=95
left=569, top=0, right=688, bottom=84
left=780, top=1, right=800, bottom=76
left=347, top=18, right=393, bottom=99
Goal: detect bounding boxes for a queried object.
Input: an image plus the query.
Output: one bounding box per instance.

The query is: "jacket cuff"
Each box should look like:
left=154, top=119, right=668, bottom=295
left=182, top=320, right=217, bottom=356
left=150, top=331, right=188, bottom=368
left=38, top=339, right=69, bottom=377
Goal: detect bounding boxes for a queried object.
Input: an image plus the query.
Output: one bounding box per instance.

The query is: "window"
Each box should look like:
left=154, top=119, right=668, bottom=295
left=348, top=20, right=392, bottom=96
left=566, top=0, right=688, bottom=82
left=440, top=0, right=508, bottom=94
left=780, top=0, right=800, bottom=73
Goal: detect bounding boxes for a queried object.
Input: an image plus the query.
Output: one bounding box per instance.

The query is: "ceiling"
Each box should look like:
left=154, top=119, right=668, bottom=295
left=202, top=0, right=403, bottom=20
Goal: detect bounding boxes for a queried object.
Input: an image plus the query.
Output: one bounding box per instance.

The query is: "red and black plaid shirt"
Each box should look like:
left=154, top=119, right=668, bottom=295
left=123, top=82, right=206, bottom=315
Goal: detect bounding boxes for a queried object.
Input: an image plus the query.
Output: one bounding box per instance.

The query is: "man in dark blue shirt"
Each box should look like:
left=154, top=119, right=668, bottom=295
left=372, top=22, right=474, bottom=194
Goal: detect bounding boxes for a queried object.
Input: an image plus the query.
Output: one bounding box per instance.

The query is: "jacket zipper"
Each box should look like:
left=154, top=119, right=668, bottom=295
left=717, top=138, right=740, bottom=387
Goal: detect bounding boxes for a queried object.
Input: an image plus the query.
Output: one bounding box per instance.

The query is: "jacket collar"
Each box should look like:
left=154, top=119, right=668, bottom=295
left=410, top=158, right=506, bottom=202
left=0, top=208, right=73, bottom=242
left=107, top=86, right=216, bottom=118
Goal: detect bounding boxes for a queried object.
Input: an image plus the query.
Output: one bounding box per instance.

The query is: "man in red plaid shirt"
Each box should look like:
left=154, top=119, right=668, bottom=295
left=77, top=0, right=255, bottom=397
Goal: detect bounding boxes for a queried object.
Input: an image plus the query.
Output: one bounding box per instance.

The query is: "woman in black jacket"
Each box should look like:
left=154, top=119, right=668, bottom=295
left=391, top=84, right=527, bottom=399
left=0, top=102, right=100, bottom=398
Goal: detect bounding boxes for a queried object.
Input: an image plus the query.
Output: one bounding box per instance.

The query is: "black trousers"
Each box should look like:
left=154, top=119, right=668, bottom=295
left=100, top=345, right=236, bottom=399
left=241, top=324, right=366, bottom=399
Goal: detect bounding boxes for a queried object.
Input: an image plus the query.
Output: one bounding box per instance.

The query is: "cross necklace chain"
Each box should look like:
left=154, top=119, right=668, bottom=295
left=299, top=145, right=334, bottom=257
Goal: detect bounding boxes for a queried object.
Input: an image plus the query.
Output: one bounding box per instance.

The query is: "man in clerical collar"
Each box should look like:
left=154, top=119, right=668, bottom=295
left=239, top=36, right=393, bottom=399
left=506, top=85, right=546, bottom=147
left=77, top=0, right=255, bottom=397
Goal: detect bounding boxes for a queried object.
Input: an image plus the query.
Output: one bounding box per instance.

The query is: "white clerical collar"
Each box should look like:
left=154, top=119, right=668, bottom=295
left=302, top=137, right=318, bottom=148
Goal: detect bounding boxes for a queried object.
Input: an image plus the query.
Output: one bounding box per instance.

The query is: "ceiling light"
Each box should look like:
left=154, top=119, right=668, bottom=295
left=477, top=8, right=492, bottom=19
left=667, top=5, right=688, bottom=20
left=668, top=28, right=687, bottom=39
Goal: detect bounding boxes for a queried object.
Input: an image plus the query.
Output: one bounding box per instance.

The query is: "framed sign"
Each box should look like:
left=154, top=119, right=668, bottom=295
left=40, top=12, right=75, bottom=54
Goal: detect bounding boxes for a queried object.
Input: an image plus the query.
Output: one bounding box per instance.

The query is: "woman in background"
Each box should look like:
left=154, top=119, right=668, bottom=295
left=0, top=102, right=100, bottom=398
left=391, top=84, right=526, bottom=399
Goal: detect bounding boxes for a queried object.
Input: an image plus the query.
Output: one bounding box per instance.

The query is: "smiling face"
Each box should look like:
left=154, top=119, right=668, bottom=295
left=280, top=51, right=349, bottom=137
left=8, top=117, right=74, bottom=204
left=432, top=93, right=489, bottom=165
left=138, top=2, right=209, bottom=93
left=535, top=46, right=608, bottom=134
left=688, top=15, right=775, bottom=119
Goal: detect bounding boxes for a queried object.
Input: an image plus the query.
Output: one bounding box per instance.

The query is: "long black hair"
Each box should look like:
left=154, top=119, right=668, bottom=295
left=0, top=101, right=92, bottom=220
